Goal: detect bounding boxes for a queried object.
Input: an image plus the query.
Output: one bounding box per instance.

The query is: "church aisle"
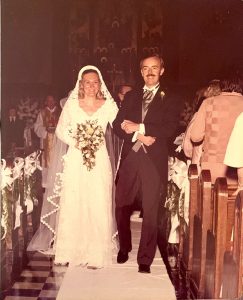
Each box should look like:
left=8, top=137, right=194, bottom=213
left=2, top=215, right=178, bottom=300
left=57, top=216, right=177, bottom=300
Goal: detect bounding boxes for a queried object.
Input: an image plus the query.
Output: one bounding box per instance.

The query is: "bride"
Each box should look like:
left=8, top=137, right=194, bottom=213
left=28, top=66, right=118, bottom=268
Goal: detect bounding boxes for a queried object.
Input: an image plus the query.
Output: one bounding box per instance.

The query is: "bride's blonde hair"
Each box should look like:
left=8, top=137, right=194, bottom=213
left=78, top=69, right=104, bottom=100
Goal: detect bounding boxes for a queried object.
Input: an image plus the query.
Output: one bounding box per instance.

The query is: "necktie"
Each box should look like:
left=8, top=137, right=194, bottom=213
left=143, top=90, right=154, bottom=111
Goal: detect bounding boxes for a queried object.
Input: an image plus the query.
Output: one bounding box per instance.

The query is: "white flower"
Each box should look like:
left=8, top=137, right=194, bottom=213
left=160, top=91, right=165, bottom=98
left=68, top=120, right=104, bottom=171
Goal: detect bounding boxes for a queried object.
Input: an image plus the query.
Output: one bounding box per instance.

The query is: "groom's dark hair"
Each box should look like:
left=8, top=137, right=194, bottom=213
left=139, top=54, right=164, bottom=69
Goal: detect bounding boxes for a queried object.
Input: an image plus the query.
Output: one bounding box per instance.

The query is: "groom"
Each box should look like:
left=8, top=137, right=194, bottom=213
left=113, top=54, right=181, bottom=273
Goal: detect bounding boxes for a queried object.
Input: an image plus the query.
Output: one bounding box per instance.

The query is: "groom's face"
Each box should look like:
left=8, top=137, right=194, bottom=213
left=141, top=56, right=164, bottom=88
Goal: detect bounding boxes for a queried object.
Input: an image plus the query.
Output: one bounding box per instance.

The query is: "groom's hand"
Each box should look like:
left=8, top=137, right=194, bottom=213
left=121, top=120, right=139, bottom=134
left=138, top=134, right=156, bottom=146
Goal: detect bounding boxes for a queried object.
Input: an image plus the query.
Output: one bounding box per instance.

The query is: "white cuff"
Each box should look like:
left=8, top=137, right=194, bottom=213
left=139, top=123, right=145, bottom=135
left=131, top=124, right=145, bottom=142
left=132, top=131, right=138, bottom=142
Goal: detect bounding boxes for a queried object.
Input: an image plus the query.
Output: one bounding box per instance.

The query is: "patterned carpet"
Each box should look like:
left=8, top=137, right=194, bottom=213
left=2, top=252, right=67, bottom=300
left=2, top=214, right=178, bottom=300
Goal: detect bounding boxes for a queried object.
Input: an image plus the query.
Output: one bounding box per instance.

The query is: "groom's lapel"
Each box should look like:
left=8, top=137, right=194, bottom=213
left=144, top=88, right=164, bottom=121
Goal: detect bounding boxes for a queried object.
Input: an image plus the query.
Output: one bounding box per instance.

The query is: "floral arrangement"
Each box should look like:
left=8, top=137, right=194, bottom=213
left=1, top=151, right=42, bottom=242
left=160, top=90, right=165, bottom=98
left=17, top=97, right=40, bottom=125
left=68, top=120, right=105, bottom=171
left=164, top=134, right=191, bottom=243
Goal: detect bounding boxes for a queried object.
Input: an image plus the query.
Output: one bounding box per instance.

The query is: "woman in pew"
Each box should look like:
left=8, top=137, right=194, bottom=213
left=183, top=80, right=221, bottom=167
left=224, top=112, right=243, bottom=194
left=190, top=77, right=243, bottom=183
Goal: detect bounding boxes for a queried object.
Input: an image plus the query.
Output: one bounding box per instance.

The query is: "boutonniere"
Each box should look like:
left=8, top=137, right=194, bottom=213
left=160, top=91, right=165, bottom=99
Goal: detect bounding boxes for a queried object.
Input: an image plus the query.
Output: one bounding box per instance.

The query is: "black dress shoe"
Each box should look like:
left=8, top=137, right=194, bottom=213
left=138, top=264, right=151, bottom=273
left=117, top=250, right=129, bottom=264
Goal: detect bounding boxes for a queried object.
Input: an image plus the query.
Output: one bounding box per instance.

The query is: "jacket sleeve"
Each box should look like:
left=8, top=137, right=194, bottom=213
left=107, top=98, right=119, bottom=126
left=182, top=113, right=197, bottom=158
left=112, top=93, right=134, bottom=142
left=190, top=101, right=206, bottom=143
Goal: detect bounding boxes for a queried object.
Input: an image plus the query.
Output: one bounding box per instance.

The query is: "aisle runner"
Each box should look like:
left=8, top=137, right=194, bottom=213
left=57, top=215, right=176, bottom=300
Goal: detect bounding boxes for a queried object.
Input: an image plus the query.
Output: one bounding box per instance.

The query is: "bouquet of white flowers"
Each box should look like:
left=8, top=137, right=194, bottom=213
left=68, top=120, right=105, bottom=171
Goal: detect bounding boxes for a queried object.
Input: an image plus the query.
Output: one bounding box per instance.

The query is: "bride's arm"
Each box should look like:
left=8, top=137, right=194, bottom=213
left=107, top=98, right=119, bottom=126
left=55, top=103, right=76, bottom=147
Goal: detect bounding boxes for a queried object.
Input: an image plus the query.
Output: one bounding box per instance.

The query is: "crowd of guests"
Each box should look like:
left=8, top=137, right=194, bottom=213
left=1, top=54, right=243, bottom=275
left=183, top=77, right=243, bottom=191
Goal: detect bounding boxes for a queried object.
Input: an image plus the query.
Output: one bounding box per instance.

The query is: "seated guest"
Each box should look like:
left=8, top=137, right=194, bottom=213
left=190, top=77, right=243, bottom=183
left=224, top=112, right=243, bottom=193
left=1, top=107, right=25, bottom=157
left=183, top=79, right=221, bottom=166
left=115, top=84, right=133, bottom=108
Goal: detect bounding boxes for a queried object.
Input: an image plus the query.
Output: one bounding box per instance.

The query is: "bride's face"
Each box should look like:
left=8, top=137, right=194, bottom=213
left=80, top=72, right=101, bottom=98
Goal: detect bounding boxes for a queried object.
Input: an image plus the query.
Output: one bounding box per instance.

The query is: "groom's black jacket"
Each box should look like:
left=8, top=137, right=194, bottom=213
left=112, top=86, right=181, bottom=184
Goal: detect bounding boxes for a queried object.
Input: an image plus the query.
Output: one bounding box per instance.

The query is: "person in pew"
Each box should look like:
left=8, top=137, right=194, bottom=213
left=224, top=112, right=243, bottom=194
left=190, top=77, right=243, bottom=183
left=115, top=84, right=133, bottom=109
left=113, top=54, right=181, bottom=274
left=1, top=107, right=25, bottom=157
left=183, top=79, right=221, bottom=167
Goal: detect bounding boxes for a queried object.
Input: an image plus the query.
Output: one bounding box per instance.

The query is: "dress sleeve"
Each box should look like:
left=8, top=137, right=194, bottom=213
left=34, top=112, right=47, bottom=139
left=190, top=102, right=206, bottom=143
left=55, top=102, right=76, bottom=147
left=107, top=98, right=119, bottom=126
left=182, top=113, right=197, bottom=158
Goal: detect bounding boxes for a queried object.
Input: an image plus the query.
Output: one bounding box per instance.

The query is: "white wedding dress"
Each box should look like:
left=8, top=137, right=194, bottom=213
left=54, top=96, right=118, bottom=268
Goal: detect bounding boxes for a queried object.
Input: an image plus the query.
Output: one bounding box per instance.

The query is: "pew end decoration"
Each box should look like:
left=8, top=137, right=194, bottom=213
left=0, top=151, right=42, bottom=290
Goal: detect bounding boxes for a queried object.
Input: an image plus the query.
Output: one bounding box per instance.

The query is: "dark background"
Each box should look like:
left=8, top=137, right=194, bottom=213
left=1, top=0, right=243, bottom=109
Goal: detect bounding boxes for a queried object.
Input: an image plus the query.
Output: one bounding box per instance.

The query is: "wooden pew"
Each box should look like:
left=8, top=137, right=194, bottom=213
left=179, top=164, right=199, bottom=275
left=178, top=161, right=241, bottom=298
left=189, top=169, right=212, bottom=299
left=182, top=168, right=238, bottom=299
left=204, top=177, right=228, bottom=299
left=204, top=182, right=242, bottom=299
left=221, top=190, right=243, bottom=299
left=232, top=190, right=243, bottom=298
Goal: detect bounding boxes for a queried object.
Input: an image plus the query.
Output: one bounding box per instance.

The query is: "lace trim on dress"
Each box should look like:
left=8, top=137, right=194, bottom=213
left=40, top=172, right=62, bottom=247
